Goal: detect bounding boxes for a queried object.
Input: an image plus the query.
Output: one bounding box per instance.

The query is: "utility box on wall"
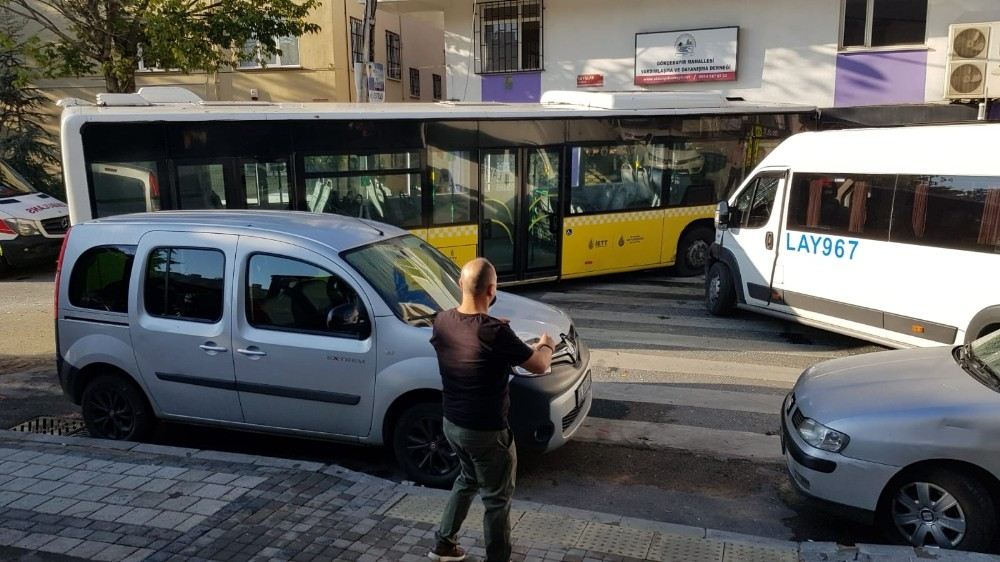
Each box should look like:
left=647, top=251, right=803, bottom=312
left=945, top=23, right=1000, bottom=99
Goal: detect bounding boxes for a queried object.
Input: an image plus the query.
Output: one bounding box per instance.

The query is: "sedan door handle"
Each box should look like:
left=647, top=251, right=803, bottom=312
left=199, top=343, right=228, bottom=353
left=236, top=347, right=267, bottom=357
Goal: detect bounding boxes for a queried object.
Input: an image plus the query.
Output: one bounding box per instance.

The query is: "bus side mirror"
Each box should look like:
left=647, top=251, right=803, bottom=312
left=715, top=200, right=730, bottom=231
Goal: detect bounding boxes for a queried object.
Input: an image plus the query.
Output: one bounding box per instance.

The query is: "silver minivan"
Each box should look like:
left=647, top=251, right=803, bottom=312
left=55, top=211, right=592, bottom=486
left=783, top=329, right=1000, bottom=552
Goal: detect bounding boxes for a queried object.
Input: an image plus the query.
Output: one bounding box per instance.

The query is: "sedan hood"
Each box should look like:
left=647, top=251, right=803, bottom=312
left=794, top=346, right=1000, bottom=426
left=491, top=291, right=573, bottom=342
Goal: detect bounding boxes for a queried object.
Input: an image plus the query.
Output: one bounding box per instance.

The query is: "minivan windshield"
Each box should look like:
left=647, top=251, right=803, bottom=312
left=342, top=235, right=461, bottom=327
left=0, top=161, right=38, bottom=198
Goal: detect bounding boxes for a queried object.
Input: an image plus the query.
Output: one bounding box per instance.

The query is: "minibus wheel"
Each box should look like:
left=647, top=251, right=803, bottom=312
left=676, top=226, right=714, bottom=276
left=705, top=262, right=736, bottom=316
left=392, top=402, right=460, bottom=488
left=878, top=466, right=996, bottom=552
left=81, top=375, right=154, bottom=441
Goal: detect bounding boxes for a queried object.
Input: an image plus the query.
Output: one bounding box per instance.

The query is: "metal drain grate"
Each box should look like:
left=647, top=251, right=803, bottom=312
left=9, top=416, right=87, bottom=436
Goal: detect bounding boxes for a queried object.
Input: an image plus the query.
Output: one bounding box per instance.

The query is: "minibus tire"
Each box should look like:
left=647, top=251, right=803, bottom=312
left=392, top=402, right=460, bottom=488
left=878, top=466, right=996, bottom=552
left=676, top=226, right=714, bottom=276
left=706, top=262, right=736, bottom=316
left=81, top=375, right=154, bottom=442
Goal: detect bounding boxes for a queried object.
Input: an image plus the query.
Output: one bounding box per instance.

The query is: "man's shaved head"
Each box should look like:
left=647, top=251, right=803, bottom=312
left=460, top=258, right=497, bottom=297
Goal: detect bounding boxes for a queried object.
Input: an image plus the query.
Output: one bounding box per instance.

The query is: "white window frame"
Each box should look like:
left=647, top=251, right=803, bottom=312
left=239, top=36, right=301, bottom=70
left=839, top=0, right=928, bottom=51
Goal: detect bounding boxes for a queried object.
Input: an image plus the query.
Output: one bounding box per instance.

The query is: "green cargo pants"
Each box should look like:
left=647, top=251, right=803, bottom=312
left=435, top=418, right=517, bottom=562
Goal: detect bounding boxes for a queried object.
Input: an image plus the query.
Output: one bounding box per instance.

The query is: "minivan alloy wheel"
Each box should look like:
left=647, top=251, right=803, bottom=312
left=892, top=481, right=966, bottom=548
left=404, top=416, right=457, bottom=476
left=85, top=388, right=137, bottom=440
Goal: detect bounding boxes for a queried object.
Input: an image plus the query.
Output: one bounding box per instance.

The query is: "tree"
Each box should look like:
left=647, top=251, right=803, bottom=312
left=0, top=0, right=320, bottom=93
left=0, top=13, right=60, bottom=196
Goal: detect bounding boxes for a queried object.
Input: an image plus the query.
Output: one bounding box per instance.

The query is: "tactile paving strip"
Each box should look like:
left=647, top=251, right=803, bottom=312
left=722, top=542, right=797, bottom=562
left=647, top=534, right=724, bottom=562
left=384, top=494, right=527, bottom=528
left=510, top=511, right=588, bottom=546
left=575, top=521, right=656, bottom=559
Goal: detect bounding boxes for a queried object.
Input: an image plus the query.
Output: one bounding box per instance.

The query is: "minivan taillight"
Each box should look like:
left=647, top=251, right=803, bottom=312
left=53, top=227, right=71, bottom=319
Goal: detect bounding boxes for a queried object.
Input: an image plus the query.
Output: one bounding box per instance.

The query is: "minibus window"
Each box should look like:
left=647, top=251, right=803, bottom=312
left=786, top=173, right=893, bottom=241
left=891, top=176, right=1000, bottom=253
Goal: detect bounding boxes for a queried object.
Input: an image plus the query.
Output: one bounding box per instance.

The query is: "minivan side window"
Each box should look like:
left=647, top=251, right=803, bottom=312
left=732, top=173, right=782, bottom=229
left=144, top=248, right=225, bottom=323
left=68, top=245, right=137, bottom=313
left=246, top=254, right=370, bottom=339
left=891, top=175, right=1000, bottom=253
left=786, top=173, right=893, bottom=240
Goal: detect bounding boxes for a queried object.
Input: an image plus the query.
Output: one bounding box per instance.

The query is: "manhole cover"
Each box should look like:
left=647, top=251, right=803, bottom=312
left=9, top=416, right=87, bottom=436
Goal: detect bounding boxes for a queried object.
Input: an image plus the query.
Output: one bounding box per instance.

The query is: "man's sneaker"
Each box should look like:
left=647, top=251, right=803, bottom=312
left=428, top=543, right=467, bottom=561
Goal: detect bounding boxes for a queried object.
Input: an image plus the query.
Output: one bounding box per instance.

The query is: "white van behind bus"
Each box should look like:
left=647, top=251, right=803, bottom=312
left=0, top=161, right=69, bottom=272
left=706, top=124, right=1000, bottom=348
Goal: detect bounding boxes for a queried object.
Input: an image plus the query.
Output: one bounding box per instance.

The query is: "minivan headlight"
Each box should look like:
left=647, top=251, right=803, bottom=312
left=4, top=218, right=40, bottom=236
left=795, top=417, right=849, bottom=452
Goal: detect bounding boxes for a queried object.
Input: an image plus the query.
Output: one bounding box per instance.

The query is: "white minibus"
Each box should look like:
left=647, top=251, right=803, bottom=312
left=706, top=124, right=1000, bottom=348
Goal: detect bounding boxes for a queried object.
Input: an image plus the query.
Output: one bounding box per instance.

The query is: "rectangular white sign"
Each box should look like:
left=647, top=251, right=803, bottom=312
left=635, top=27, right=738, bottom=85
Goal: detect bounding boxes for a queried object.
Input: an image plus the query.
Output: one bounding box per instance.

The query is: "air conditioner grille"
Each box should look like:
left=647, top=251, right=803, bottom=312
left=950, top=63, right=985, bottom=94
left=953, top=28, right=989, bottom=58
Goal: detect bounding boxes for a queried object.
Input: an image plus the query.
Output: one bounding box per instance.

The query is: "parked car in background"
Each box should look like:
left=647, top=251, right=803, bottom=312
left=54, top=211, right=592, bottom=487
left=782, top=328, right=1000, bottom=552
left=0, top=160, right=69, bottom=272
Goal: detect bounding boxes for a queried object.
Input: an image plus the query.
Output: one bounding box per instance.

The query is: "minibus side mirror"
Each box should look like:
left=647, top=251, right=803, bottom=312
left=715, top=200, right=731, bottom=231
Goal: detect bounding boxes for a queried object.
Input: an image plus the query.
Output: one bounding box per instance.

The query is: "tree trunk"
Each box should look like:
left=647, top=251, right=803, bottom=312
left=104, top=70, right=136, bottom=94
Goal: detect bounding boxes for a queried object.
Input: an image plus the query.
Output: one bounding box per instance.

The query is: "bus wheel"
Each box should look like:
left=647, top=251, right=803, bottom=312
left=676, top=226, right=714, bottom=276
left=706, top=262, right=736, bottom=316
left=392, top=402, right=460, bottom=488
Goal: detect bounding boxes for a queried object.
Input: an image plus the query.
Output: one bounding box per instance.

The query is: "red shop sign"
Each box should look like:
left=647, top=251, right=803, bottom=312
left=577, top=74, right=604, bottom=88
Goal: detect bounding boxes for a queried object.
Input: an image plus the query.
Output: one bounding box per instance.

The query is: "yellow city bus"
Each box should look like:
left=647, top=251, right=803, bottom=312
left=59, top=88, right=813, bottom=283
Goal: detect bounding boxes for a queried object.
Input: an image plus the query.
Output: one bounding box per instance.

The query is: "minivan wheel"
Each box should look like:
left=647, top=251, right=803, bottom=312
left=392, top=402, right=459, bottom=488
left=81, top=375, right=154, bottom=441
left=705, top=262, right=736, bottom=316
left=675, top=226, right=714, bottom=277
left=880, top=467, right=996, bottom=552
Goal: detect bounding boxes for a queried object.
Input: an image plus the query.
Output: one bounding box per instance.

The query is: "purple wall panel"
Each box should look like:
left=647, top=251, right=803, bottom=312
left=834, top=50, right=927, bottom=107
left=481, top=72, right=542, bottom=102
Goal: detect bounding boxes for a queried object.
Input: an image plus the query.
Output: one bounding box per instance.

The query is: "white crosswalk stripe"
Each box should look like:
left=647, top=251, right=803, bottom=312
left=516, top=271, right=878, bottom=463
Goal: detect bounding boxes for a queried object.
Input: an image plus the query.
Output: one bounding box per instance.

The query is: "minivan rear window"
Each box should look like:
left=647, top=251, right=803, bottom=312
left=68, top=246, right=137, bottom=313
left=144, top=248, right=225, bottom=323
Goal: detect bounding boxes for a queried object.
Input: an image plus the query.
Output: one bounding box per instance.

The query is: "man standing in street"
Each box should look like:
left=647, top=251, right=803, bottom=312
left=428, top=258, right=555, bottom=562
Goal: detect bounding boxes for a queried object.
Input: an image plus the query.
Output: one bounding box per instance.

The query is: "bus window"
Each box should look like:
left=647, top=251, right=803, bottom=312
left=243, top=161, right=291, bottom=210
left=90, top=162, right=162, bottom=217
left=177, top=163, right=227, bottom=209
left=568, top=143, right=663, bottom=214
left=303, top=152, right=422, bottom=229
left=786, top=173, right=893, bottom=240
left=659, top=140, right=744, bottom=206
left=892, top=176, right=1000, bottom=254
left=428, top=149, right=477, bottom=225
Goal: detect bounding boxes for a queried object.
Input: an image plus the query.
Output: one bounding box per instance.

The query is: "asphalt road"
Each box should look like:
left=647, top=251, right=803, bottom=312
left=0, top=264, right=886, bottom=544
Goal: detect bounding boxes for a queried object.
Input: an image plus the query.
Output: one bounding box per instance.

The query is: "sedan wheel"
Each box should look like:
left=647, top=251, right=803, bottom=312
left=892, top=481, right=966, bottom=548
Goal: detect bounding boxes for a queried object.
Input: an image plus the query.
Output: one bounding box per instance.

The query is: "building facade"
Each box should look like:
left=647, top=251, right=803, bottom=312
left=31, top=0, right=447, bottom=107
left=385, top=0, right=1000, bottom=113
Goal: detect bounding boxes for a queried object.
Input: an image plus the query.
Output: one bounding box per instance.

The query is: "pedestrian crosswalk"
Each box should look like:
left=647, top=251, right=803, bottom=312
left=514, top=271, right=881, bottom=464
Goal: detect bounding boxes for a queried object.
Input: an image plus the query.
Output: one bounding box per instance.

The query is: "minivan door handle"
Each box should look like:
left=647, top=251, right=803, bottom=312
left=199, top=342, right=228, bottom=354
left=765, top=231, right=774, bottom=250
left=236, top=347, right=267, bottom=358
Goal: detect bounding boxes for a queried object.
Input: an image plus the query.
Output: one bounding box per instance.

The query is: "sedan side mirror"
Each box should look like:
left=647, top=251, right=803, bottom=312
left=715, top=200, right=731, bottom=231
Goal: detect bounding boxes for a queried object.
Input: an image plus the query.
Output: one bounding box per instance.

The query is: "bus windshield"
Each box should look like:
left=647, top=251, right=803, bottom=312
left=343, top=235, right=461, bottom=327
left=0, top=162, right=38, bottom=198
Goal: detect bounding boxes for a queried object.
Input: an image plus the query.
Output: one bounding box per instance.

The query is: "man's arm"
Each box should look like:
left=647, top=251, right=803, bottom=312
left=519, top=333, right=556, bottom=375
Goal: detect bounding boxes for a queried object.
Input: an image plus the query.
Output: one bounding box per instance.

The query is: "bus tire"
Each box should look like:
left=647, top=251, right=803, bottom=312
left=706, top=262, right=736, bottom=316
left=676, top=226, right=714, bottom=277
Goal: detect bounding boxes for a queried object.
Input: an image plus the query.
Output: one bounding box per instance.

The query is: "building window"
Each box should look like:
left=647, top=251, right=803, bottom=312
left=239, top=36, right=300, bottom=68
left=409, top=68, right=421, bottom=98
left=350, top=17, right=375, bottom=63
left=474, top=0, right=543, bottom=74
left=386, top=31, right=401, bottom=80
left=432, top=73, right=443, bottom=100
left=842, top=0, right=927, bottom=48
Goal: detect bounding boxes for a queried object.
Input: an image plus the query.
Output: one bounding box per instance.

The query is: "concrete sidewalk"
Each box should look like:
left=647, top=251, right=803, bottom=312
left=0, top=430, right=995, bottom=562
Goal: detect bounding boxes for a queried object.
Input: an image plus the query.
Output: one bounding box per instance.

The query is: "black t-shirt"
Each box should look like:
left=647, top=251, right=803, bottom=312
left=430, top=309, right=535, bottom=431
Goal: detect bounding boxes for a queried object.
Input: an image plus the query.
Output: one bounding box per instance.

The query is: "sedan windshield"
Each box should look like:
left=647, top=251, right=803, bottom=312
left=342, top=235, right=461, bottom=327
left=0, top=161, right=38, bottom=198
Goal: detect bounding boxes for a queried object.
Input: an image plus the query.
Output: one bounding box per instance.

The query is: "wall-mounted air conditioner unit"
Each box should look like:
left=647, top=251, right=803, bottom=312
left=945, top=23, right=1000, bottom=99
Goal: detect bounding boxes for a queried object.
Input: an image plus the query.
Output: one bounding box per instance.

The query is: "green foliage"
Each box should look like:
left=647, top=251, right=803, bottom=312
left=0, top=13, right=61, bottom=197
left=1, top=0, right=320, bottom=93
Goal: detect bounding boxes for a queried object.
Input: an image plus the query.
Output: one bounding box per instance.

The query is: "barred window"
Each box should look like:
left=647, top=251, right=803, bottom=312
left=409, top=68, right=421, bottom=98
left=433, top=74, right=443, bottom=100
left=474, top=0, right=543, bottom=74
left=350, top=17, right=374, bottom=63
left=386, top=31, right=401, bottom=80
